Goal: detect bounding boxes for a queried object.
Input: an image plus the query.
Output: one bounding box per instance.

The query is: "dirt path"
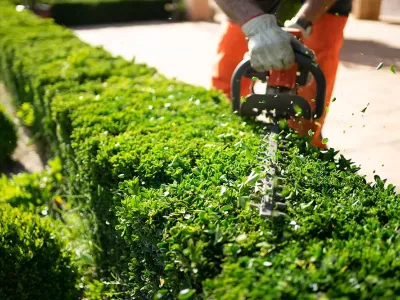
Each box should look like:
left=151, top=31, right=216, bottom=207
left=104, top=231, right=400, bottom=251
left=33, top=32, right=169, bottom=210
left=0, top=83, right=44, bottom=175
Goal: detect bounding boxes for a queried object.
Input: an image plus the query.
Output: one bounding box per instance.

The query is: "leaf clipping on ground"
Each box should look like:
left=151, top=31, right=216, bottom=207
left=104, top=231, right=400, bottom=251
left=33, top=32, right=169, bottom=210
left=376, top=62, right=383, bottom=70
left=361, top=103, right=370, bottom=113
left=390, top=64, right=396, bottom=74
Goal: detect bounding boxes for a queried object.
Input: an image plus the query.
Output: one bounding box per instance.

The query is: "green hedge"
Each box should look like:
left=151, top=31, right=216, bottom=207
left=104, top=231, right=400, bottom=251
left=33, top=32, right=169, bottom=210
left=54, top=0, right=173, bottom=26
left=0, top=105, right=17, bottom=168
left=1, top=2, right=399, bottom=299
left=14, top=0, right=173, bottom=26
left=203, top=145, right=400, bottom=299
left=0, top=204, right=80, bottom=299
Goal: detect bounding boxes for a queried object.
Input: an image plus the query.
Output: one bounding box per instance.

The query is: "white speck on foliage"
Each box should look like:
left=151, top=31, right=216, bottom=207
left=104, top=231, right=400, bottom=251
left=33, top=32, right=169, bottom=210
left=263, top=261, right=272, bottom=267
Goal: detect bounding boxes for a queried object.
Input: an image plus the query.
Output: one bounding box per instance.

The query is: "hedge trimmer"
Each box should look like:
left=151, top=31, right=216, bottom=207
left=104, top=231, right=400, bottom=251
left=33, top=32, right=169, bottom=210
left=231, top=28, right=326, bottom=218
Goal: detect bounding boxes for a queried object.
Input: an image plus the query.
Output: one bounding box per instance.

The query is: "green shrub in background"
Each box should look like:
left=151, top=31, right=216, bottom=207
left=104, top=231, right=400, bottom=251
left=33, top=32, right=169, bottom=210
left=1, top=157, right=65, bottom=215
left=0, top=157, right=99, bottom=298
left=0, top=105, right=17, bottom=168
left=16, top=102, right=35, bottom=127
left=1, top=1, right=399, bottom=299
left=50, top=0, right=173, bottom=26
left=0, top=204, right=81, bottom=300
left=13, top=0, right=173, bottom=26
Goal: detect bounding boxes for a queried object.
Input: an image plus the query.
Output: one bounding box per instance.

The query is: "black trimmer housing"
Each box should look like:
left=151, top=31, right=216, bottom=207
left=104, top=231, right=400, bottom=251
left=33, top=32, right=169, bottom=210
left=231, top=42, right=327, bottom=123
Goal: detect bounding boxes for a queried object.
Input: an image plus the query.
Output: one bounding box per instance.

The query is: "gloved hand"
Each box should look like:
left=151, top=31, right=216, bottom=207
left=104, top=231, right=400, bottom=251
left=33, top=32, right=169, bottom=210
left=242, top=14, right=295, bottom=72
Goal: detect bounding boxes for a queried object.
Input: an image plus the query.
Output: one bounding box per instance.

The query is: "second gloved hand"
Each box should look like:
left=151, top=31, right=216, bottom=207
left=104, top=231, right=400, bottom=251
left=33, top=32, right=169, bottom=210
left=242, top=14, right=295, bottom=72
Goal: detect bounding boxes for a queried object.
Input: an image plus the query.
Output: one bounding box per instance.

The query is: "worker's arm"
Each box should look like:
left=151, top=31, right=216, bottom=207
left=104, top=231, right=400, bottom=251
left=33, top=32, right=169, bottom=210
left=213, top=0, right=264, bottom=26
left=214, top=0, right=297, bottom=71
left=294, top=0, right=336, bottom=24
left=285, top=0, right=336, bottom=39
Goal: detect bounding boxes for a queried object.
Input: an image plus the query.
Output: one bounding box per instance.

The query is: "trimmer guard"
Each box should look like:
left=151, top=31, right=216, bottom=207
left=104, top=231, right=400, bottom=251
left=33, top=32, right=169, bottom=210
left=231, top=48, right=327, bottom=121
left=240, top=94, right=312, bottom=119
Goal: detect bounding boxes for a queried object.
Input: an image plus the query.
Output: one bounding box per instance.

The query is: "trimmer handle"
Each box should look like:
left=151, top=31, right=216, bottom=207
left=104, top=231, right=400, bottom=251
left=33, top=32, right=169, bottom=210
left=231, top=43, right=326, bottom=120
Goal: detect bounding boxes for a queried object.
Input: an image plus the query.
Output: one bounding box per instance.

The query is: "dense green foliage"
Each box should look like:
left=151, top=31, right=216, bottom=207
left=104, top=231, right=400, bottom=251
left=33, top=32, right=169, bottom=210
left=0, top=204, right=80, bottom=300
left=0, top=105, right=17, bottom=167
left=50, top=0, right=172, bottom=26
left=0, top=158, right=85, bottom=229
left=1, top=1, right=399, bottom=299
left=0, top=158, right=98, bottom=298
left=203, top=144, right=400, bottom=299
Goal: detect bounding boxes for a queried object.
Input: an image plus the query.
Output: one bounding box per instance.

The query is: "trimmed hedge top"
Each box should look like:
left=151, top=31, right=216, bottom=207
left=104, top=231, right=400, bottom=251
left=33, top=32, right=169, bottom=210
left=1, top=2, right=399, bottom=299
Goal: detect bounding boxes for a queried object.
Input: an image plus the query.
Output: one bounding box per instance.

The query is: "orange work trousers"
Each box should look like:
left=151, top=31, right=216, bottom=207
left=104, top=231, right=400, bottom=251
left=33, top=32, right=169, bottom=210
left=211, top=14, right=348, bottom=148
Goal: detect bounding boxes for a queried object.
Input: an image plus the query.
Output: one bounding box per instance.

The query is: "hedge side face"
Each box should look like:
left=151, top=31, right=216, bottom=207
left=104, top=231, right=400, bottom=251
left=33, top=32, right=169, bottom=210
left=1, top=2, right=400, bottom=299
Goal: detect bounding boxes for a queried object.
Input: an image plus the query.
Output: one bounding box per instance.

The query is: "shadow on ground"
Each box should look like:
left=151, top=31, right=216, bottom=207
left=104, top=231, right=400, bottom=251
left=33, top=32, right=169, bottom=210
left=70, top=20, right=168, bottom=30
left=0, top=160, right=28, bottom=178
left=340, top=38, right=400, bottom=68
left=0, top=84, right=45, bottom=176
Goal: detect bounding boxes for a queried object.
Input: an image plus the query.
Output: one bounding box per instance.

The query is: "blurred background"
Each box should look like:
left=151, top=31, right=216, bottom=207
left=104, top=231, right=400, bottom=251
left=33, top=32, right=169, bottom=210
left=6, top=0, right=400, bottom=190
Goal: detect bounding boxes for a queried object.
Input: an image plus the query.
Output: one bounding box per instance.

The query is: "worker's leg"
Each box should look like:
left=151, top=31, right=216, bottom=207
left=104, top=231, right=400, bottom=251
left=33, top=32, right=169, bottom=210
left=211, top=21, right=251, bottom=99
left=287, top=13, right=348, bottom=148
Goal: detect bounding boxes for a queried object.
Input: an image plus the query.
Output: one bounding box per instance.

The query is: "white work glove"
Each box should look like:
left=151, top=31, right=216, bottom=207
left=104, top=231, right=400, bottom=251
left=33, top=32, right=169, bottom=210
left=242, top=14, right=295, bottom=72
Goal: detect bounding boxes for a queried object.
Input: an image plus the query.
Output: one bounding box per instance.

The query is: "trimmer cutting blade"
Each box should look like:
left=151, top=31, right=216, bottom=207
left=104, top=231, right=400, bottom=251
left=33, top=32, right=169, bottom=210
left=231, top=28, right=326, bottom=218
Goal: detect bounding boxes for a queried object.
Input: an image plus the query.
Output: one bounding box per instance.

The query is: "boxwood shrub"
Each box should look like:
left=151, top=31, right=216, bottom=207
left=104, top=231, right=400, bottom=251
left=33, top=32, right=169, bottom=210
left=1, top=2, right=399, bottom=299
left=0, top=204, right=81, bottom=300
left=0, top=157, right=100, bottom=298
left=0, top=105, right=17, bottom=167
